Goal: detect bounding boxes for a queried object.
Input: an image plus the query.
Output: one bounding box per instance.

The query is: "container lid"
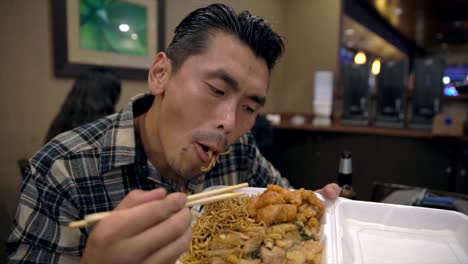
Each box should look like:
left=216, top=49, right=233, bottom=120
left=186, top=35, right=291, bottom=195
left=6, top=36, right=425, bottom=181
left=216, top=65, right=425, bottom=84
left=323, top=197, right=468, bottom=264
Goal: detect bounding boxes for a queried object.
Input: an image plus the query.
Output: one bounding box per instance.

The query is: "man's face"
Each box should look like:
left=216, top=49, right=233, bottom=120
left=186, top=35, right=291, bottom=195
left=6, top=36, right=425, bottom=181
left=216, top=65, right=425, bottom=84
left=149, top=32, right=269, bottom=179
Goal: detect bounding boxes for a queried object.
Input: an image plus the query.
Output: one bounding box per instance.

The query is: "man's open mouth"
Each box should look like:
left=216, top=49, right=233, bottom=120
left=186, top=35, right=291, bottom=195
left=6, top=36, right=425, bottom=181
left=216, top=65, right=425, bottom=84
left=200, top=143, right=211, bottom=153
left=199, top=143, right=219, bottom=157
left=195, top=142, right=230, bottom=172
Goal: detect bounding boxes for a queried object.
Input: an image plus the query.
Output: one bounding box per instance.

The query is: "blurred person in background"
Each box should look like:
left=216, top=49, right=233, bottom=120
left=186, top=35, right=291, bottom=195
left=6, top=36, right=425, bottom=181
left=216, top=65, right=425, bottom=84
left=17, top=68, right=121, bottom=177
left=44, top=68, right=122, bottom=143
left=251, top=114, right=274, bottom=161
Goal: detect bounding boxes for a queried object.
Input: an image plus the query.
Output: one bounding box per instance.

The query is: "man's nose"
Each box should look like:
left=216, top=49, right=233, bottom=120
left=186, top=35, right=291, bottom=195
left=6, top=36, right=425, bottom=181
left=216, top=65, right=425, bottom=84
left=216, top=104, right=236, bottom=134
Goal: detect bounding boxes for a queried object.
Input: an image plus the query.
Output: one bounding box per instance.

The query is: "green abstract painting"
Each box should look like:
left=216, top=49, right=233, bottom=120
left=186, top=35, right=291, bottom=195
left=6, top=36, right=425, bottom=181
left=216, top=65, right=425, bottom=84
left=80, top=0, right=148, bottom=56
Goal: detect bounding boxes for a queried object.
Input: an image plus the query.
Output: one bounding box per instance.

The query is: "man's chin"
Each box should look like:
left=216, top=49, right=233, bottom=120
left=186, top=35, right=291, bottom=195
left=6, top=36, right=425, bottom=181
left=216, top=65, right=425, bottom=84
left=176, top=167, right=205, bottom=180
left=190, top=169, right=206, bottom=178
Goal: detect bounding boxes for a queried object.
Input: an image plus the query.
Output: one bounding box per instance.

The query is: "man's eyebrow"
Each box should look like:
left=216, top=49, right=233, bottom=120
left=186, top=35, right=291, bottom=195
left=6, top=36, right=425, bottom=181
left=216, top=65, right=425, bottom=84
left=249, top=95, right=266, bottom=106
left=209, top=68, right=266, bottom=106
left=209, top=69, right=239, bottom=91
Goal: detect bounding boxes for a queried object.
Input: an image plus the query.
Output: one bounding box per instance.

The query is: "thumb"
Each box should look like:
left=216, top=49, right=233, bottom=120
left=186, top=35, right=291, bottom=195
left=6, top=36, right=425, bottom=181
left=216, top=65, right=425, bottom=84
left=315, top=183, right=341, bottom=199
left=116, top=188, right=167, bottom=210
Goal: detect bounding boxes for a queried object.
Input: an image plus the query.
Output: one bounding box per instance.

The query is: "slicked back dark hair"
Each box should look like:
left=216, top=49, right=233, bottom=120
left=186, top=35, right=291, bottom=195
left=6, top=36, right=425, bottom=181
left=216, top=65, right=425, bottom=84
left=166, top=3, right=284, bottom=73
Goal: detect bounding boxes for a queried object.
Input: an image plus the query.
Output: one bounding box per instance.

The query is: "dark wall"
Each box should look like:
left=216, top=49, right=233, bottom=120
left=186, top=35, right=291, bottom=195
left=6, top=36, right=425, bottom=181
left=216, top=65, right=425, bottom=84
left=270, top=128, right=468, bottom=200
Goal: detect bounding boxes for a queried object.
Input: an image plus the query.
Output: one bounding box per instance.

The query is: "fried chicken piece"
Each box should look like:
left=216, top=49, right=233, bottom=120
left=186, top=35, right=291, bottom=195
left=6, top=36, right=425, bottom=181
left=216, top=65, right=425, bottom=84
left=286, top=189, right=304, bottom=205
left=302, top=190, right=324, bottom=219
left=306, top=217, right=320, bottom=229
left=247, top=195, right=258, bottom=218
left=298, top=204, right=317, bottom=218
left=255, top=190, right=286, bottom=208
left=266, top=184, right=286, bottom=193
left=266, top=185, right=304, bottom=205
left=257, top=204, right=297, bottom=226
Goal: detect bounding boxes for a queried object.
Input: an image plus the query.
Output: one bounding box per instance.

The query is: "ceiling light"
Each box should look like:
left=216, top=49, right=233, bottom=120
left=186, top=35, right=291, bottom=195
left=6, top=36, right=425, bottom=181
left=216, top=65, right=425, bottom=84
left=372, top=59, right=381, bottom=75
left=119, top=24, right=130, bottom=32
left=345, top=28, right=354, bottom=35
left=354, top=51, right=367, bottom=64
left=131, top=33, right=138, bottom=40
left=442, top=76, right=451, bottom=85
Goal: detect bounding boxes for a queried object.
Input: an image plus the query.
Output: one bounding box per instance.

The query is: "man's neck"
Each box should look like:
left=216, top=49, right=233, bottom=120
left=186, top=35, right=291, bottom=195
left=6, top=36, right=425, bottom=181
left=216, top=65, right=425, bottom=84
left=134, top=111, right=187, bottom=191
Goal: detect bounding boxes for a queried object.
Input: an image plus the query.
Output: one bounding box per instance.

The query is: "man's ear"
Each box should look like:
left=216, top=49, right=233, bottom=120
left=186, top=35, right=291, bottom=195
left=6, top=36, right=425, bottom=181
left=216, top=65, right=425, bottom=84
left=148, top=52, right=172, bottom=95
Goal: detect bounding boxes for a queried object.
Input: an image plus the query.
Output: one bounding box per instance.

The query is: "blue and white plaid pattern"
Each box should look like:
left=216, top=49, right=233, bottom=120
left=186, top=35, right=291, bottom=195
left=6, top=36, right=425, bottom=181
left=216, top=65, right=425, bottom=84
left=6, top=93, right=290, bottom=263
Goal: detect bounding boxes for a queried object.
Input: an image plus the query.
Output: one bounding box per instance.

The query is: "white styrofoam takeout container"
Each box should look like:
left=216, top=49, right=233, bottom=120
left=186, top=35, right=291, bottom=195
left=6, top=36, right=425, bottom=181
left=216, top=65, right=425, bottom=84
left=225, top=187, right=468, bottom=264
left=323, top=196, right=468, bottom=264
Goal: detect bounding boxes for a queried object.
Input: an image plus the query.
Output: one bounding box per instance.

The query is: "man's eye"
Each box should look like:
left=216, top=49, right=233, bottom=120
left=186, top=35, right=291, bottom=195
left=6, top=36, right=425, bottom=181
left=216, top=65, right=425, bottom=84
left=209, top=85, right=225, bottom=96
left=243, top=105, right=256, bottom=114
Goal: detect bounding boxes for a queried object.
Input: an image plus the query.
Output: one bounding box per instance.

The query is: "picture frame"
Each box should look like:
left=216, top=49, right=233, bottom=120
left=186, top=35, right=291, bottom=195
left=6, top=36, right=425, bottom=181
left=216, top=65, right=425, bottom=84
left=52, top=0, right=165, bottom=80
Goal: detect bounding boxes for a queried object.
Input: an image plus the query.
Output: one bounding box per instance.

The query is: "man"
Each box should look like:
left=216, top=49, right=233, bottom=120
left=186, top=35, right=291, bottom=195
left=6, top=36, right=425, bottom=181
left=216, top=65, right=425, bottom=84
left=7, top=4, right=340, bottom=263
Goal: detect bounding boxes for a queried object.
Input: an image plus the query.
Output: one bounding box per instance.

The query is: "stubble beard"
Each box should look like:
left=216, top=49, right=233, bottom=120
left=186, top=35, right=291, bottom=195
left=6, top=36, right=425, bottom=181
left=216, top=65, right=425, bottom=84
left=167, top=150, right=203, bottom=181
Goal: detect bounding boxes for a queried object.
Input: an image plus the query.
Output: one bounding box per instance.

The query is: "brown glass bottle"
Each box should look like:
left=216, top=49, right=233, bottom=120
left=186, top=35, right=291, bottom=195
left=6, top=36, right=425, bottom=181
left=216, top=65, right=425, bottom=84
left=338, top=150, right=357, bottom=199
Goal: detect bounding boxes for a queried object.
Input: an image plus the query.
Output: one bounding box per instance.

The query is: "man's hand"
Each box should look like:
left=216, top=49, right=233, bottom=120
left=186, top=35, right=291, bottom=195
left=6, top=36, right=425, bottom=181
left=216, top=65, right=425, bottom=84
left=315, top=183, right=341, bottom=199
left=81, top=188, right=192, bottom=264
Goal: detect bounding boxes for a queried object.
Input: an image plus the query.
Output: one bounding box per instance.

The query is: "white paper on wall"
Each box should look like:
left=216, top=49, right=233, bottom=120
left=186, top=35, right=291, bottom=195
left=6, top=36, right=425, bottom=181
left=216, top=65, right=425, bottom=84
left=313, top=71, right=334, bottom=120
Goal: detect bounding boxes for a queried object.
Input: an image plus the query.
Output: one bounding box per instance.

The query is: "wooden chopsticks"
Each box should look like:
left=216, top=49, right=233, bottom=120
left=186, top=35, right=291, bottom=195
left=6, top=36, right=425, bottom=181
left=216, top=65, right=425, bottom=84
left=68, top=183, right=248, bottom=229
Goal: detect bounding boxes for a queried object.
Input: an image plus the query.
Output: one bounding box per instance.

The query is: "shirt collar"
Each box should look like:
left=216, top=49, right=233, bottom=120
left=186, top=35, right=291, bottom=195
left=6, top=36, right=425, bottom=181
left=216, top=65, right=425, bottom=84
left=101, top=93, right=152, bottom=172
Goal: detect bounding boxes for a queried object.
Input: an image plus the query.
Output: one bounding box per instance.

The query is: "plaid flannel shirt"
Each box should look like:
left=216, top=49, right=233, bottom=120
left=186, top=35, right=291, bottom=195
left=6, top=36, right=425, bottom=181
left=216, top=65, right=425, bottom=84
left=6, top=93, right=291, bottom=263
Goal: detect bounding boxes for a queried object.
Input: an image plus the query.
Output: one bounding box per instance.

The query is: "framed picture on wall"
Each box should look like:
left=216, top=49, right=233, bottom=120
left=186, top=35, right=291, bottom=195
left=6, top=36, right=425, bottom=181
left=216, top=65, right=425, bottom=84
left=52, top=0, right=165, bottom=80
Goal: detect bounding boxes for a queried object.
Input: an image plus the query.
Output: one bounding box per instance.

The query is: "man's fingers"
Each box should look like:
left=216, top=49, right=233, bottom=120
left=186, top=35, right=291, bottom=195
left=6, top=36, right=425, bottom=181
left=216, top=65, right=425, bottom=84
left=116, top=188, right=167, bottom=210
left=127, top=206, right=192, bottom=259
left=83, top=191, right=189, bottom=263
left=316, top=183, right=341, bottom=199
left=102, top=192, right=188, bottom=238
left=142, top=224, right=193, bottom=264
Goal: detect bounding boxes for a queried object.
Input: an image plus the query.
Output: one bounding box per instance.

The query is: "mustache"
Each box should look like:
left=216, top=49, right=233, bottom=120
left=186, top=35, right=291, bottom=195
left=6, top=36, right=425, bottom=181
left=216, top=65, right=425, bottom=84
left=191, top=129, right=228, bottom=151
